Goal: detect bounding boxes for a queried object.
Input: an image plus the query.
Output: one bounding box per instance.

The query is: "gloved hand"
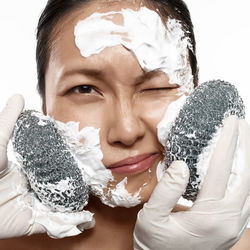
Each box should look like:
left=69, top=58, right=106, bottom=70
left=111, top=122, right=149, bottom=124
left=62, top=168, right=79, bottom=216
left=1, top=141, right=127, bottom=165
left=0, top=95, right=94, bottom=239
left=134, top=116, right=250, bottom=250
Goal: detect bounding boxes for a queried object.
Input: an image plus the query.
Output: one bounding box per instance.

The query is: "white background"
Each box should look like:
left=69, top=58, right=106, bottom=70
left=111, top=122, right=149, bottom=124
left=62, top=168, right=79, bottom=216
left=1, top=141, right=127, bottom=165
left=0, top=0, right=249, bottom=121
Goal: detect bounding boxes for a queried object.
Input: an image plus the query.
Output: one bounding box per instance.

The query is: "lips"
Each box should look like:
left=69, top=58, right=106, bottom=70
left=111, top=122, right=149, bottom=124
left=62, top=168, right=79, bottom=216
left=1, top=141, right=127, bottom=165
left=107, top=153, right=160, bottom=175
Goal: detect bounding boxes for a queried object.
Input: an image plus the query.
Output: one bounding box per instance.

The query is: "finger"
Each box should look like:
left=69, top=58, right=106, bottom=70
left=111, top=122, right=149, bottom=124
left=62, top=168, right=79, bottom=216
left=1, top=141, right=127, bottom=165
left=226, top=119, right=250, bottom=210
left=197, top=116, right=239, bottom=200
left=142, top=161, right=189, bottom=219
left=0, top=95, right=24, bottom=172
left=0, top=94, right=24, bottom=145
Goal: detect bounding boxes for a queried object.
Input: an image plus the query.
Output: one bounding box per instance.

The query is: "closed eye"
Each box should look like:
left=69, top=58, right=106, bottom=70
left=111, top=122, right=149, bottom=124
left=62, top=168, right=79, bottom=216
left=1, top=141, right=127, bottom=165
left=142, top=87, right=175, bottom=92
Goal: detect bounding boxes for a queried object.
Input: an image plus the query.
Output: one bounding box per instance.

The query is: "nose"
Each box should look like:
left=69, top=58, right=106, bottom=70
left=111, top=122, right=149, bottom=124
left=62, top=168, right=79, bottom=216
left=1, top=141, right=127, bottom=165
left=107, top=100, right=145, bottom=147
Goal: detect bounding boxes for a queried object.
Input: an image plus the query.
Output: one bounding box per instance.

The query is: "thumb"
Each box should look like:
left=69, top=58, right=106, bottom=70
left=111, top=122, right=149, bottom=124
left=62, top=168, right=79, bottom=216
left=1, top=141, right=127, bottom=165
left=0, top=94, right=24, bottom=171
left=143, top=161, right=190, bottom=218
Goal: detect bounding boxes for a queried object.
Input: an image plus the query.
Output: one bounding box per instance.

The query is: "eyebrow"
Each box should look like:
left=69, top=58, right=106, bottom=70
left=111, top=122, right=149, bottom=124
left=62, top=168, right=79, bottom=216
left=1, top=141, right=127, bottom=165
left=135, top=70, right=164, bottom=85
left=60, top=67, right=159, bottom=83
left=59, top=67, right=175, bottom=88
left=60, top=68, right=105, bottom=81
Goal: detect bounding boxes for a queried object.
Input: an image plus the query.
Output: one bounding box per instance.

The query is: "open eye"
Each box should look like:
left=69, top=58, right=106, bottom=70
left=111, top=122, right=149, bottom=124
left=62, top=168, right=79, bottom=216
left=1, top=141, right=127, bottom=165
left=71, top=85, right=99, bottom=94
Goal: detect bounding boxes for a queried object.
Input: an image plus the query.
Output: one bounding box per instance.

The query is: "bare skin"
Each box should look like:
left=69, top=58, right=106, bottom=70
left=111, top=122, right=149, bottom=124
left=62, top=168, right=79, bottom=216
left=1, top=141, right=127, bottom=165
left=0, top=1, right=249, bottom=249
left=44, top=0, right=179, bottom=205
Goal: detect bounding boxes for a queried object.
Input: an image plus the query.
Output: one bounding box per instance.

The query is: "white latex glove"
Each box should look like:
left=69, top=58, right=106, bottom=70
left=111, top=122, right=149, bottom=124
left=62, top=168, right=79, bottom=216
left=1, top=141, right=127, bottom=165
left=134, top=116, right=250, bottom=250
left=0, top=95, right=94, bottom=239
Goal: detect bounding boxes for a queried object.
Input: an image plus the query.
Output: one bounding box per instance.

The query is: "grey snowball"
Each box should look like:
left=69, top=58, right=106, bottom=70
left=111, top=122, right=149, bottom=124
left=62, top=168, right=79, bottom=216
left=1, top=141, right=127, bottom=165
left=12, top=110, right=89, bottom=212
left=165, top=80, right=245, bottom=201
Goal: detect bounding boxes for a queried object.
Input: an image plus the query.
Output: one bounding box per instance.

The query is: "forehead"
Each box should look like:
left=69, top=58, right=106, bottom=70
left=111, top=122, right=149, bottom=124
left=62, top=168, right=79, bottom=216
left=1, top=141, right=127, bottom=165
left=52, top=0, right=150, bottom=36
left=48, top=0, right=158, bottom=66
left=45, top=1, right=193, bottom=95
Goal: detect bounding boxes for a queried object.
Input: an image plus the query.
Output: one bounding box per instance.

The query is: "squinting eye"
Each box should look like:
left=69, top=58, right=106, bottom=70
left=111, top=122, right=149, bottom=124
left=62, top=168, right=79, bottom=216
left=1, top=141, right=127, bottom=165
left=72, top=85, right=97, bottom=94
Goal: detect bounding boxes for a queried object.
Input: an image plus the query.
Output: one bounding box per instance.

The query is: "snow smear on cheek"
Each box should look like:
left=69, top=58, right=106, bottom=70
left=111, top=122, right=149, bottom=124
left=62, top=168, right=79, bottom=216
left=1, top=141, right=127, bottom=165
left=74, top=7, right=194, bottom=95
left=55, top=121, right=141, bottom=208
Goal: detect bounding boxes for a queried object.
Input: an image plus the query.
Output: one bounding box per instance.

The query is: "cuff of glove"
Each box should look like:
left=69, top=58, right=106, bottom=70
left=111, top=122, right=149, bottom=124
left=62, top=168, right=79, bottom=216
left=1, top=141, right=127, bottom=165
left=27, top=222, right=46, bottom=236
left=29, top=196, right=95, bottom=239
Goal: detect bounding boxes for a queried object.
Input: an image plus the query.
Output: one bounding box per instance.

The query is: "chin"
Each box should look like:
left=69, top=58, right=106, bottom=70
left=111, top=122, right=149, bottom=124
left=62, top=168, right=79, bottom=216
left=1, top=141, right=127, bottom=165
left=97, top=157, right=161, bottom=207
left=124, top=173, right=158, bottom=204
left=111, top=159, right=160, bottom=204
left=139, top=183, right=158, bottom=204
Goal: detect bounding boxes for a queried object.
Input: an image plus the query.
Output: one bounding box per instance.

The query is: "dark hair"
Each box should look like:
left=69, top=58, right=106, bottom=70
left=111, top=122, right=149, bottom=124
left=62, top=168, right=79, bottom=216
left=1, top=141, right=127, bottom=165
left=36, top=0, right=198, bottom=99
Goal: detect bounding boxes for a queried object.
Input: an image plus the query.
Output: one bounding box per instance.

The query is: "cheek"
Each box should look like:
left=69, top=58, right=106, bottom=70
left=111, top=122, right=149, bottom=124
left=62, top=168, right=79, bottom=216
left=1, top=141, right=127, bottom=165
left=139, top=98, right=176, bottom=132
left=46, top=97, right=106, bottom=130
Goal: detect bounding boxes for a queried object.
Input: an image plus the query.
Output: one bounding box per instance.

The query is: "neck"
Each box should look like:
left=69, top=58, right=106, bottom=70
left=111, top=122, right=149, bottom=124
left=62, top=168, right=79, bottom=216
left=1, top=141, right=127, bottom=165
left=80, top=195, right=143, bottom=250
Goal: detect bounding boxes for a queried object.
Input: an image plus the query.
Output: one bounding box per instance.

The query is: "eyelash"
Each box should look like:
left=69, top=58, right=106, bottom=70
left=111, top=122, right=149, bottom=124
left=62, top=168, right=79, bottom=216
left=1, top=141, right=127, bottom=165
left=142, top=87, right=173, bottom=92
left=70, top=85, right=99, bottom=94
left=69, top=85, right=175, bottom=96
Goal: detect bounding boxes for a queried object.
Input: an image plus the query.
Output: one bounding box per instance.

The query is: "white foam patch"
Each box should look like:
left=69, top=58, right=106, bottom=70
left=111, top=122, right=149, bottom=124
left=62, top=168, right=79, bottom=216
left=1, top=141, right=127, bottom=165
left=7, top=161, right=94, bottom=239
left=74, top=7, right=194, bottom=95
left=157, top=95, right=187, bottom=146
left=54, top=120, right=141, bottom=208
left=109, top=177, right=141, bottom=208
left=156, top=160, right=165, bottom=182
left=156, top=95, right=191, bottom=206
left=26, top=192, right=94, bottom=239
left=155, top=95, right=187, bottom=190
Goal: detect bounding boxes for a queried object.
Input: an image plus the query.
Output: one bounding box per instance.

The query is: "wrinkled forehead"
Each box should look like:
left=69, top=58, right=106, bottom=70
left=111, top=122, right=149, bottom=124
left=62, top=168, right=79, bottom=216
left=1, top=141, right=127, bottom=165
left=77, top=0, right=170, bottom=28
left=48, top=2, right=193, bottom=93
left=48, top=1, right=162, bottom=66
left=50, top=0, right=159, bottom=40
left=89, top=0, right=147, bottom=11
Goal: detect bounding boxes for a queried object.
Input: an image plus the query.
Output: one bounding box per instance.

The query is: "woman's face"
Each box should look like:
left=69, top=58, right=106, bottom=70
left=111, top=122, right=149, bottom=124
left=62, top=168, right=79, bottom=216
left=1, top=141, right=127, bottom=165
left=44, top=1, right=190, bottom=205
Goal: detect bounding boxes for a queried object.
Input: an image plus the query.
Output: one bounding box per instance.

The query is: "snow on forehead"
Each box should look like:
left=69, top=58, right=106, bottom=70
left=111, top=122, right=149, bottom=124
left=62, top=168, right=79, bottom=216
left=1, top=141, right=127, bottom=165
left=74, top=6, right=194, bottom=93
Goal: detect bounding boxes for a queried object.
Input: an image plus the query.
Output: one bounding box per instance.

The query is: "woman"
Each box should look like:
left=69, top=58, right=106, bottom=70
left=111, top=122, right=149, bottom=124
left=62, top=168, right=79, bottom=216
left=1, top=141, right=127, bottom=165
left=0, top=0, right=250, bottom=249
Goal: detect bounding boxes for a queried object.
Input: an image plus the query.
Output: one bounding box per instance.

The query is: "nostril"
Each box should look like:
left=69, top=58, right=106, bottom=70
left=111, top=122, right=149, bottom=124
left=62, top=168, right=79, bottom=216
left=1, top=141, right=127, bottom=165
left=107, top=117, right=145, bottom=147
left=111, top=129, right=144, bottom=147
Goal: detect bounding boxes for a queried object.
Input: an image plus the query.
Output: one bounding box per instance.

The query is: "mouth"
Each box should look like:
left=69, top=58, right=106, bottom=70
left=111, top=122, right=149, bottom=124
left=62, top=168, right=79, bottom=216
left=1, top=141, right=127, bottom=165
left=107, top=153, right=160, bottom=175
